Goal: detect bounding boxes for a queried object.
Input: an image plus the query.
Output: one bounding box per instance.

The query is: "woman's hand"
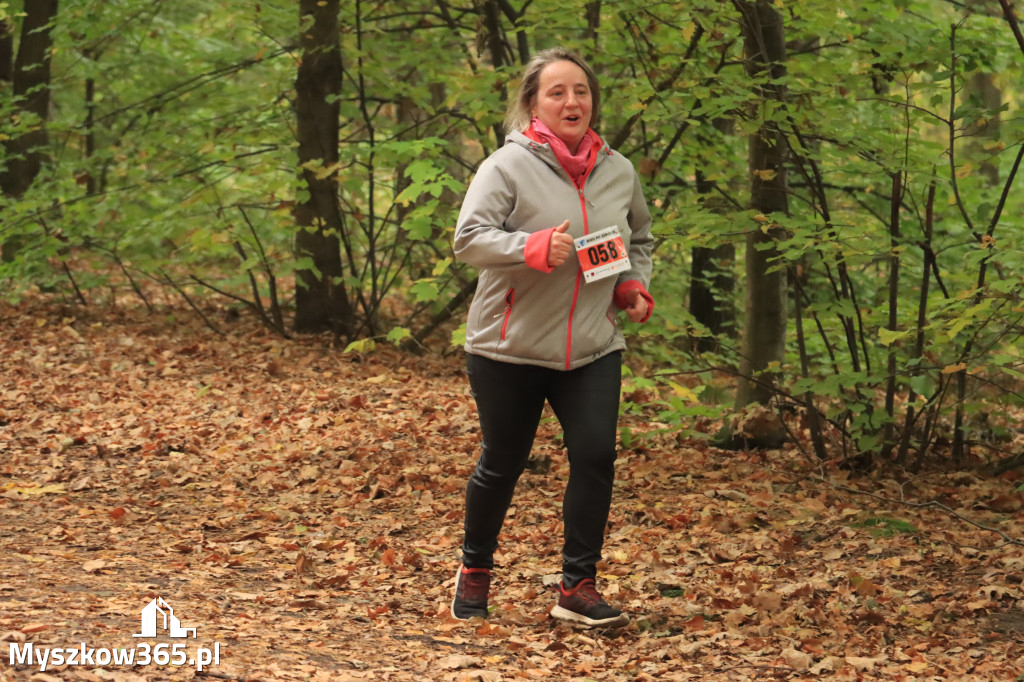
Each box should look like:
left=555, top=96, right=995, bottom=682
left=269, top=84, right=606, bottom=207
left=622, top=288, right=649, bottom=323
left=547, top=220, right=574, bottom=268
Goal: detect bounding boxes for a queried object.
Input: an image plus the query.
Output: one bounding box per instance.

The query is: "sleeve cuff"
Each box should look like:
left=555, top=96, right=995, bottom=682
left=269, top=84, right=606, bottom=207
left=614, top=280, right=654, bottom=323
left=524, top=228, right=556, bottom=273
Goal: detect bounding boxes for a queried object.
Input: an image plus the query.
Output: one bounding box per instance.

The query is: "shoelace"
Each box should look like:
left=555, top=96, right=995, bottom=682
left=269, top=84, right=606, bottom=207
left=568, top=579, right=603, bottom=606
left=458, top=570, right=490, bottom=600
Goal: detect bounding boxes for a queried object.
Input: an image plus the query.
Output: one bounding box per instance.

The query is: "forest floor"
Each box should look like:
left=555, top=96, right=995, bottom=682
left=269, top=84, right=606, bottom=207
left=2, top=298, right=1024, bottom=681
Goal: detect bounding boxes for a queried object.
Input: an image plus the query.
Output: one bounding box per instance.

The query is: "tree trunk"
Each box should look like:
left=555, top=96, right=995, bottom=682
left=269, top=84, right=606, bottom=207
left=478, top=0, right=510, bottom=144
left=0, top=16, right=13, bottom=83
left=965, top=71, right=1002, bottom=185
left=293, top=0, right=354, bottom=336
left=690, top=117, right=737, bottom=352
left=966, top=0, right=1003, bottom=186
left=736, top=0, right=788, bottom=407
left=584, top=1, right=601, bottom=53
left=689, top=243, right=736, bottom=352
left=0, top=0, right=58, bottom=263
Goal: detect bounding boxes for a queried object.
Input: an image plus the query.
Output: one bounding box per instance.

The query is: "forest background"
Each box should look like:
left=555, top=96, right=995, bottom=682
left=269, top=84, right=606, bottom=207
left=2, top=0, right=1024, bottom=469
left=3, top=1, right=1024, bottom=679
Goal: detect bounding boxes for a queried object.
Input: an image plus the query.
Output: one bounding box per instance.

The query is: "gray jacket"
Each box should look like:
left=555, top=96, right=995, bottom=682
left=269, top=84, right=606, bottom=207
left=454, top=131, right=654, bottom=370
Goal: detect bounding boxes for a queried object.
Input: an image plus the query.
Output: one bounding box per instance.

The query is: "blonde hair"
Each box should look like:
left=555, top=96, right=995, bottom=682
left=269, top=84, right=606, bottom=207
left=504, top=48, right=601, bottom=135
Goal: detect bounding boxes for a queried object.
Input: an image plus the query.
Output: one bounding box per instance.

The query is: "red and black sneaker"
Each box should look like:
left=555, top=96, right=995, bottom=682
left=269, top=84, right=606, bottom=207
left=550, top=578, right=629, bottom=628
left=451, top=565, right=491, bottom=620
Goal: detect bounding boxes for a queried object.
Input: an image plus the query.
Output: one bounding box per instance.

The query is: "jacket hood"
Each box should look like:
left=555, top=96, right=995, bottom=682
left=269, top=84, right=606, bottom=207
left=505, top=130, right=612, bottom=175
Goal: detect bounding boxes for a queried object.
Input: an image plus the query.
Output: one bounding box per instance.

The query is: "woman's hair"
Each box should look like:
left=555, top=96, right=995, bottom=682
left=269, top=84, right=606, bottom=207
left=504, top=47, right=601, bottom=135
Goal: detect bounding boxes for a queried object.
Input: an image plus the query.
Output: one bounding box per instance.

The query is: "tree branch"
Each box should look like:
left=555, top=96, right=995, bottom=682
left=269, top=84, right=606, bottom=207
left=998, top=0, right=1024, bottom=57
left=609, top=22, right=705, bottom=149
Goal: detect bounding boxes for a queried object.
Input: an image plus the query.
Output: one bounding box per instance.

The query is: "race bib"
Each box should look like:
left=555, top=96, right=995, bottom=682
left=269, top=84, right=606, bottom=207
left=575, top=225, right=631, bottom=284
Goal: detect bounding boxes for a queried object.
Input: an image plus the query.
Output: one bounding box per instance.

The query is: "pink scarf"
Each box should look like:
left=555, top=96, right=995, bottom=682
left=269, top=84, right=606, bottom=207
left=527, top=118, right=601, bottom=188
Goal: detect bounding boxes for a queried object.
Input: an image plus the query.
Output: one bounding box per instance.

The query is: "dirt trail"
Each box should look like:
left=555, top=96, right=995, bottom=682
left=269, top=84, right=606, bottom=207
left=2, top=301, right=1023, bottom=680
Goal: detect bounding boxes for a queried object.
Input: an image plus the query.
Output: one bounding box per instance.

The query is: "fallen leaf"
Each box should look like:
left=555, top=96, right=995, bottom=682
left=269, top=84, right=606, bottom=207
left=27, top=673, right=63, bottom=682
left=810, top=656, right=841, bottom=674
left=987, top=494, right=1022, bottom=513
left=846, top=654, right=887, bottom=670
left=295, top=552, right=311, bottom=576
left=683, top=614, right=705, bottom=631
left=439, top=654, right=483, bottom=670
left=1, top=482, right=67, bottom=498
left=781, top=646, right=812, bottom=671
left=679, top=639, right=708, bottom=655
left=753, top=590, right=783, bottom=611
left=855, top=579, right=880, bottom=597
left=905, top=659, right=930, bottom=672
left=458, top=672, right=502, bottom=682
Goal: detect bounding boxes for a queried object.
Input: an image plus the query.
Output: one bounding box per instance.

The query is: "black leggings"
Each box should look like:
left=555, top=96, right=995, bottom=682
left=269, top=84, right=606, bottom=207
left=461, top=351, right=621, bottom=587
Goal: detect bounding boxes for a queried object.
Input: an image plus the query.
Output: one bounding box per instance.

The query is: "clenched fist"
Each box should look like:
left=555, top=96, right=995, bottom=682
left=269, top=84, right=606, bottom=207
left=621, top=288, right=649, bottom=323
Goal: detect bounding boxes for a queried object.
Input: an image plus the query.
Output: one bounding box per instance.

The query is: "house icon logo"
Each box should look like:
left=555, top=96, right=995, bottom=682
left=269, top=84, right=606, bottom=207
left=133, top=597, right=197, bottom=638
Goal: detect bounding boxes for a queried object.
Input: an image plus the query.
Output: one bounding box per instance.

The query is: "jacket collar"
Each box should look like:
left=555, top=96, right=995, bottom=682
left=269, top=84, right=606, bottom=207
left=507, top=130, right=612, bottom=176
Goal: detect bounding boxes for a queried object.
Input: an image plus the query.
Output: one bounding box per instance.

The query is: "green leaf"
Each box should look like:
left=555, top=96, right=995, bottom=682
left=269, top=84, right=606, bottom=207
left=386, top=326, right=412, bottom=345
left=451, top=322, right=467, bottom=347
left=344, top=338, right=377, bottom=354
left=410, top=279, right=439, bottom=303
left=878, top=327, right=905, bottom=346
left=852, top=517, right=919, bottom=537
left=432, top=257, right=452, bottom=277
left=909, top=374, right=931, bottom=397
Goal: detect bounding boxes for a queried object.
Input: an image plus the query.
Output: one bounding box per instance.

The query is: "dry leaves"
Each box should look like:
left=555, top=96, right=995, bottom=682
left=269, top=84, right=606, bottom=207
left=1, top=300, right=1024, bottom=680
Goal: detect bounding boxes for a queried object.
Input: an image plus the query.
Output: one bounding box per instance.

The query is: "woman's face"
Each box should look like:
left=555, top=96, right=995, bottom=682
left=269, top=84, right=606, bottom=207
left=531, top=59, right=593, bottom=153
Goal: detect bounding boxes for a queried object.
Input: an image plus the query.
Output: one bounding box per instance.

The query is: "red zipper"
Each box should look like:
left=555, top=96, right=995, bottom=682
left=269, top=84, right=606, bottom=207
left=557, top=145, right=601, bottom=369
left=564, top=180, right=594, bottom=369
left=500, top=287, right=515, bottom=340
